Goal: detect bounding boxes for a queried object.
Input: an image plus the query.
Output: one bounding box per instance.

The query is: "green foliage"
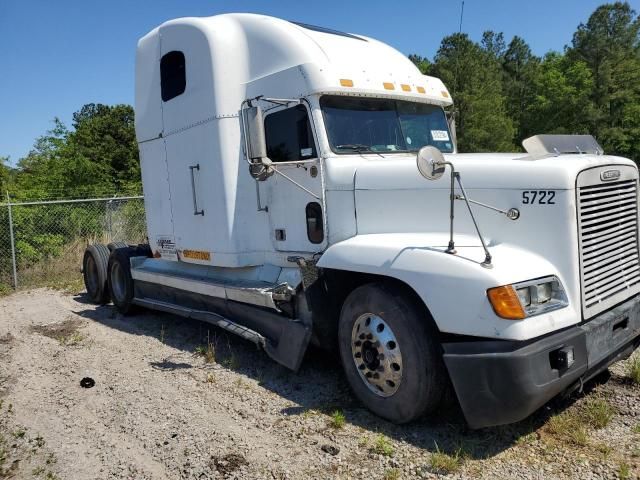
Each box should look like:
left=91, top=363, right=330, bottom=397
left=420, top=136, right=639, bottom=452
left=11, top=104, right=140, bottom=200
left=430, top=33, right=516, bottom=152
left=408, top=1, right=640, bottom=163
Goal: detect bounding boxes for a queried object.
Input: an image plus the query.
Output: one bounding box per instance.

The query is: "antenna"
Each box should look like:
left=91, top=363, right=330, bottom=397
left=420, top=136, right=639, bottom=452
left=459, top=0, right=465, bottom=33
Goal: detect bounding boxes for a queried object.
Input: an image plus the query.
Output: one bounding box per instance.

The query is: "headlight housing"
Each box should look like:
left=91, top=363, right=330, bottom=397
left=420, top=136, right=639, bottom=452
left=487, top=276, right=568, bottom=320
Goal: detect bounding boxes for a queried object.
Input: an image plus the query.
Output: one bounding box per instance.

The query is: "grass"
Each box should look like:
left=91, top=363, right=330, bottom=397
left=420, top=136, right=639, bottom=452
left=580, top=397, right=615, bottom=429
left=632, top=424, right=640, bottom=434
left=32, top=466, right=46, bottom=476
left=222, top=354, right=239, bottom=370
left=618, top=463, right=631, bottom=480
left=628, top=355, right=640, bottom=384
left=56, top=331, right=85, bottom=346
left=328, top=409, right=346, bottom=429
left=546, top=412, right=589, bottom=446
left=429, top=444, right=464, bottom=474
left=545, top=396, right=615, bottom=446
left=383, top=468, right=400, bottom=480
left=370, top=434, right=394, bottom=457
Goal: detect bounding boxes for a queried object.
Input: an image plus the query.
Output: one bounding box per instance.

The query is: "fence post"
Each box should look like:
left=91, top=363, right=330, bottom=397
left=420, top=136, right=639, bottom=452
left=106, top=198, right=113, bottom=241
left=6, top=191, right=17, bottom=290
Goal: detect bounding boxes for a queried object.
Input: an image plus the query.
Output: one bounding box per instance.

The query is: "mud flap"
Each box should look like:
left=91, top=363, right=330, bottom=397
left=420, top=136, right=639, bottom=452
left=263, top=320, right=312, bottom=372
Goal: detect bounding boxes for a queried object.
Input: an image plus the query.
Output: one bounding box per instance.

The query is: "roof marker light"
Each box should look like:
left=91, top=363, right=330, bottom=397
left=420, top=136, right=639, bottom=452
left=383, top=82, right=395, bottom=90
left=441, top=90, right=450, bottom=98
left=401, top=84, right=411, bottom=92
left=340, top=79, right=354, bottom=87
left=416, top=86, right=426, bottom=94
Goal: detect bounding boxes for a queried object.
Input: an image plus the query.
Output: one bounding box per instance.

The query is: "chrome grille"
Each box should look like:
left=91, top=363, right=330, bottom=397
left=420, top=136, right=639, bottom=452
left=577, top=172, right=640, bottom=318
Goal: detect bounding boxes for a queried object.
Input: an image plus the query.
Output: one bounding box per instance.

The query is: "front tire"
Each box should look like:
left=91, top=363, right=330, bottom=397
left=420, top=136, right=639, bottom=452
left=338, top=282, right=446, bottom=423
left=107, top=247, right=138, bottom=315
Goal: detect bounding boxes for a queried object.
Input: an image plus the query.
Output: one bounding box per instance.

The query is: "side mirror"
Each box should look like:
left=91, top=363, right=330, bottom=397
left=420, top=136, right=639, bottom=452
left=417, top=146, right=446, bottom=180
left=244, top=106, right=267, bottom=161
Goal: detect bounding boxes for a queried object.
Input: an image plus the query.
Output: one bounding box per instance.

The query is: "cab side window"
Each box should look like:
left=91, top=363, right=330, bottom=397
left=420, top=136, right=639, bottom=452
left=264, top=105, right=317, bottom=162
left=160, top=51, right=186, bottom=102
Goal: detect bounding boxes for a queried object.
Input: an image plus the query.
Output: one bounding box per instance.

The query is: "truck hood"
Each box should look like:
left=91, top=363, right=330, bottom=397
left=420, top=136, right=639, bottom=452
left=324, top=152, right=636, bottom=192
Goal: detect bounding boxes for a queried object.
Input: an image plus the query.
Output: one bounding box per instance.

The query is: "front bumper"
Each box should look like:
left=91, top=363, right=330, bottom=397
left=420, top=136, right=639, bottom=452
left=443, top=294, right=640, bottom=429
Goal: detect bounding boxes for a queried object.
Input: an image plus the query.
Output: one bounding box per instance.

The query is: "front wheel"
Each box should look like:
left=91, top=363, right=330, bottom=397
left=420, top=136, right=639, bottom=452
left=338, top=282, right=447, bottom=423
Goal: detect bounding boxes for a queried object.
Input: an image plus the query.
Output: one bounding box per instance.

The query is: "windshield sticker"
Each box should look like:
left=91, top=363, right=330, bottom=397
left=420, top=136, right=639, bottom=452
left=406, top=137, right=412, bottom=145
left=431, top=130, right=450, bottom=141
left=301, top=147, right=313, bottom=157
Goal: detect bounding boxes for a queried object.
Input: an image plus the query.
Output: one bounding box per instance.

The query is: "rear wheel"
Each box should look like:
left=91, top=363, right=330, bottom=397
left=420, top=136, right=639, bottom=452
left=82, top=244, right=110, bottom=304
left=107, top=247, right=139, bottom=314
left=107, top=241, right=129, bottom=252
left=338, top=282, right=446, bottom=423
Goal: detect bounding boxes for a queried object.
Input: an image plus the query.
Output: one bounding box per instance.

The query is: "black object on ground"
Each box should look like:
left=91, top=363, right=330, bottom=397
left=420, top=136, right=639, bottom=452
left=80, top=377, right=95, bottom=388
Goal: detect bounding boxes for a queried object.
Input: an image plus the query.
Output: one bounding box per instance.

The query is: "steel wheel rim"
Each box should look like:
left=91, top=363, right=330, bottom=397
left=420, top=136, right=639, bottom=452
left=85, top=255, right=99, bottom=294
left=351, top=313, right=403, bottom=397
left=110, top=262, right=127, bottom=303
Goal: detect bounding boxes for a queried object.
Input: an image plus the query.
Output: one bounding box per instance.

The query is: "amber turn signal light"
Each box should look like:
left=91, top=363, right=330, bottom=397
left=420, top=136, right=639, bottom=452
left=487, top=285, right=526, bottom=320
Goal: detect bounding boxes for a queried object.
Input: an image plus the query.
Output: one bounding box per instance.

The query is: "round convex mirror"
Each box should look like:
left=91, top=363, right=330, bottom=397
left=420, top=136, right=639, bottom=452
left=416, top=146, right=446, bottom=180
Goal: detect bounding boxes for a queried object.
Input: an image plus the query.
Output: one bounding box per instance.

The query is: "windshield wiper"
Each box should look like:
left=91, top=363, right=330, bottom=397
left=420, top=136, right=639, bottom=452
left=336, top=144, right=373, bottom=151
left=335, top=144, right=386, bottom=158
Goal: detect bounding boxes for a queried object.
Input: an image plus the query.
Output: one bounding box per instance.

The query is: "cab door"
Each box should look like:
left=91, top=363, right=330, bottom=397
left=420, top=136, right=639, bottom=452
left=261, top=104, right=326, bottom=253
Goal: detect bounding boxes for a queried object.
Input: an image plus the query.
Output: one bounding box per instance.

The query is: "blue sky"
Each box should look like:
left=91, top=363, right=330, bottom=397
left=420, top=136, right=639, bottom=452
left=1, top=0, right=635, bottom=165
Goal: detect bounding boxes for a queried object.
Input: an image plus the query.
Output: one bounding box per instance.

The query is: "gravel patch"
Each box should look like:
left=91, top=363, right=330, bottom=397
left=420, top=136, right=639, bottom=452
left=0, top=288, right=638, bottom=479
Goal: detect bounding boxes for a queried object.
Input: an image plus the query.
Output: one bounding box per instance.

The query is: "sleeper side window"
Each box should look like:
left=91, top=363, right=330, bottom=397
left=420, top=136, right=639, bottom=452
left=264, top=105, right=317, bottom=162
left=160, top=51, right=186, bottom=102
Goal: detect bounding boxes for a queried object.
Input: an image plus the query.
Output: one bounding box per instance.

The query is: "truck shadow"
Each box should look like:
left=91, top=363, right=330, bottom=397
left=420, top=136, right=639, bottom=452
left=74, top=294, right=600, bottom=460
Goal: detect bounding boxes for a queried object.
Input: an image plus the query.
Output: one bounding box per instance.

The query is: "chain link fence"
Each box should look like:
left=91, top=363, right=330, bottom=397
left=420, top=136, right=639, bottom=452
left=0, top=196, right=147, bottom=293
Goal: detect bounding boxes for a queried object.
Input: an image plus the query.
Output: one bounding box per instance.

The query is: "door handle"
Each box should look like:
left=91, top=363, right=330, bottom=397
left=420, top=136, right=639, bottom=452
left=189, top=164, right=205, bottom=216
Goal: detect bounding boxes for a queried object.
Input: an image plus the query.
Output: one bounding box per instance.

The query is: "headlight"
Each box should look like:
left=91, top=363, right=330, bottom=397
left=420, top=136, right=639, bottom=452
left=487, top=276, right=568, bottom=320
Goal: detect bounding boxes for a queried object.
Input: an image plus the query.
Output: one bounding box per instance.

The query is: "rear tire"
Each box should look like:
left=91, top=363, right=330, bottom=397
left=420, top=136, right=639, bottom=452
left=107, top=247, right=139, bottom=315
left=107, top=241, right=129, bottom=252
left=82, top=244, right=110, bottom=304
left=338, top=282, right=446, bottom=423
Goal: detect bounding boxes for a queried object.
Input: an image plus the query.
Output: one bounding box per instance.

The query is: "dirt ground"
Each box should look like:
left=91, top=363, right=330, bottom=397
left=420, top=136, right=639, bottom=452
left=0, top=288, right=638, bottom=479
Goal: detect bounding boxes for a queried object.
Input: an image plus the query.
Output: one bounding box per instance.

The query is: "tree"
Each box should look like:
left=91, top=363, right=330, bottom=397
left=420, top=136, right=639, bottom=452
left=568, top=2, right=640, bottom=160
left=430, top=33, right=515, bottom=152
left=14, top=104, right=140, bottom=199
left=502, top=36, right=540, bottom=142
left=0, top=156, right=10, bottom=194
left=408, top=54, right=431, bottom=74
left=526, top=53, right=595, bottom=137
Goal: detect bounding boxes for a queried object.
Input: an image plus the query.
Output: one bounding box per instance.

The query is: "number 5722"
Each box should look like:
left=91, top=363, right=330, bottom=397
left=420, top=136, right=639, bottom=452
left=522, top=190, right=556, bottom=205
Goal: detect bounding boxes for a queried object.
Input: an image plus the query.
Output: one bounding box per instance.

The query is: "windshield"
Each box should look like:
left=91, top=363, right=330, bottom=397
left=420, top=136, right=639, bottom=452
left=320, top=96, right=454, bottom=154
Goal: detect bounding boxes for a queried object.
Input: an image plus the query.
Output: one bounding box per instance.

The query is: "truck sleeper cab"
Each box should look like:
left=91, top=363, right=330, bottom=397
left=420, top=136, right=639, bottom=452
left=82, top=13, right=640, bottom=428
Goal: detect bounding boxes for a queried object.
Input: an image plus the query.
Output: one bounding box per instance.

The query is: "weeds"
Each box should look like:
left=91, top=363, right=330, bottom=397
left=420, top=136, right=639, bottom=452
left=160, top=324, right=166, bottom=344
left=383, top=468, right=400, bottom=480
left=195, top=331, right=215, bottom=363
left=328, top=410, right=346, bottom=429
left=581, top=397, right=615, bottom=429
left=516, top=432, right=537, bottom=445
left=370, top=434, right=394, bottom=457
left=633, top=424, right=640, bottom=434
left=56, top=331, right=85, bottom=346
left=546, top=412, right=588, bottom=446
left=618, top=462, right=631, bottom=480
left=429, top=444, right=464, bottom=474
left=32, top=466, right=45, bottom=476
left=222, top=354, right=239, bottom=370
left=628, top=355, right=640, bottom=384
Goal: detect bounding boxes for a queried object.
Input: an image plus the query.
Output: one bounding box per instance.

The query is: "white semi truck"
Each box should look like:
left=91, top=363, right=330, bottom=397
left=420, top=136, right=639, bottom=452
left=82, top=13, right=640, bottom=428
